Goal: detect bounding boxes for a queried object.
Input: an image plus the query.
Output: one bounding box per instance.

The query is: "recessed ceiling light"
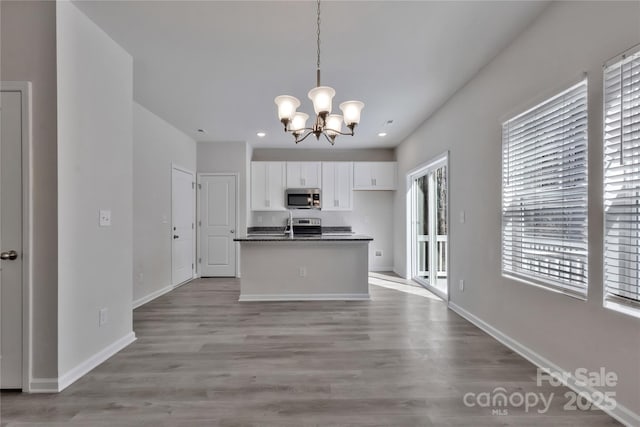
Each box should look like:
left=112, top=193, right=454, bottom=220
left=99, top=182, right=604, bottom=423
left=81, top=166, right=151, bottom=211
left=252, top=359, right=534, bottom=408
left=378, top=132, right=387, bottom=137
left=197, top=129, right=206, bottom=133
left=257, top=132, right=266, bottom=138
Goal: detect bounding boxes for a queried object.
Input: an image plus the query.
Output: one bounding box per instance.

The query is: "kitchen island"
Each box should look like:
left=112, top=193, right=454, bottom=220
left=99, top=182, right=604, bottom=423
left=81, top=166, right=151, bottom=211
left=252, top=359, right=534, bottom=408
left=233, top=234, right=373, bottom=301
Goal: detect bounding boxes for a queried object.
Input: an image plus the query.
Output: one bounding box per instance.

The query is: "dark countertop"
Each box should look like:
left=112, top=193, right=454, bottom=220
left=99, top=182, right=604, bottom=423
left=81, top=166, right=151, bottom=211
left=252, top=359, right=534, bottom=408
left=234, top=234, right=373, bottom=242
left=247, top=226, right=353, bottom=234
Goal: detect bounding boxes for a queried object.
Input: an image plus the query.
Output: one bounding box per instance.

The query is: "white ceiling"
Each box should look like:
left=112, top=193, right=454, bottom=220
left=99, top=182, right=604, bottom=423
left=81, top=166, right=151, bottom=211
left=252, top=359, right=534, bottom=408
left=74, top=0, right=549, bottom=149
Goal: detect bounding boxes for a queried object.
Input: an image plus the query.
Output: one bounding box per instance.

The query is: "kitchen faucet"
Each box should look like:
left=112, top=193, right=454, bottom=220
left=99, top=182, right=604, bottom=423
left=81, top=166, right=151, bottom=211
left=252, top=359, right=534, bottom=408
left=287, top=210, right=294, bottom=239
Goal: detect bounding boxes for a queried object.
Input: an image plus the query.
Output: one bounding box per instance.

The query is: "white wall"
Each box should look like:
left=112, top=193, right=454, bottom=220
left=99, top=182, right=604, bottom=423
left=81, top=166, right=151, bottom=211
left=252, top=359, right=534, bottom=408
left=394, top=1, right=640, bottom=420
left=250, top=149, right=395, bottom=271
left=133, top=103, right=196, bottom=305
left=56, top=1, right=134, bottom=381
left=0, top=0, right=59, bottom=383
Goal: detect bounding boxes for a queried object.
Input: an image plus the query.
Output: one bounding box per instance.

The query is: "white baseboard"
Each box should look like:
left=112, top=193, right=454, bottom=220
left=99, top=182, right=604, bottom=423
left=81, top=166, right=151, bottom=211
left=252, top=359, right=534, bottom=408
left=448, top=302, right=640, bottom=427
left=57, top=331, right=136, bottom=392
left=239, top=293, right=370, bottom=302
left=369, top=266, right=394, bottom=272
left=29, top=377, right=59, bottom=393
left=133, top=284, right=174, bottom=309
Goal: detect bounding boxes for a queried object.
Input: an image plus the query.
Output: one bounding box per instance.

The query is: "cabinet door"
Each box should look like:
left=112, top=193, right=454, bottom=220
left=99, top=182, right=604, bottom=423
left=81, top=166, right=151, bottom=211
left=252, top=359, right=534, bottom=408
left=335, top=162, right=353, bottom=209
left=322, top=162, right=352, bottom=211
left=266, top=162, right=286, bottom=210
left=353, top=162, right=397, bottom=190
left=321, top=163, right=337, bottom=209
left=353, top=162, right=373, bottom=189
left=287, top=162, right=321, bottom=188
left=301, top=162, right=321, bottom=188
left=286, top=162, right=303, bottom=188
left=372, top=162, right=397, bottom=190
left=251, top=162, right=285, bottom=210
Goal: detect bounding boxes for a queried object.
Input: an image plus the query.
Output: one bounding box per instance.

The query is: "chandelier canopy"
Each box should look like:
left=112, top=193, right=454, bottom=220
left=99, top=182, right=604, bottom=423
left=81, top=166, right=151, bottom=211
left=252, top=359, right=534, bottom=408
left=274, top=0, right=364, bottom=145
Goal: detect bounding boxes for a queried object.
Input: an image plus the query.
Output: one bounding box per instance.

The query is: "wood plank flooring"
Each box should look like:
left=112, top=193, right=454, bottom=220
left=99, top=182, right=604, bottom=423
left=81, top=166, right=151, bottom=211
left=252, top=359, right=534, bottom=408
left=1, top=277, right=619, bottom=426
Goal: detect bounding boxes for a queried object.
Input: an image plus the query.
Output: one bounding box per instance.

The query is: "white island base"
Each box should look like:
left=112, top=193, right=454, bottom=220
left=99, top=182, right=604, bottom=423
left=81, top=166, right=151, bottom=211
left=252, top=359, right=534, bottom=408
left=236, top=237, right=372, bottom=301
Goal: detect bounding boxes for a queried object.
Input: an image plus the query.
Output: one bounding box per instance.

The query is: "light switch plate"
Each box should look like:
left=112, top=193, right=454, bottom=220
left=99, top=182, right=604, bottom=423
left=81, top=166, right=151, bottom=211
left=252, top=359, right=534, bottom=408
left=99, top=209, right=111, bottom=227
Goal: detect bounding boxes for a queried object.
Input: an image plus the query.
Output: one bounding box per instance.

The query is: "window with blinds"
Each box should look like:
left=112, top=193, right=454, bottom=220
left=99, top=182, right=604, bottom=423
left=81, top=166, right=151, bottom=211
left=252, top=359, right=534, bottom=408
left=603, top=44, right=640, bottom=315
left=502, top=80, right=588, bottom=297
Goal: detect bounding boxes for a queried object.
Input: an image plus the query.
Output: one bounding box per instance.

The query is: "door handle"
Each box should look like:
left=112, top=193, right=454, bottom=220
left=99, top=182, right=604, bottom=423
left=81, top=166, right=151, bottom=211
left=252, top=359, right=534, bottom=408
left=173, top=235, right=179, bottom=239
left=0, top=250, right=18, bottom=260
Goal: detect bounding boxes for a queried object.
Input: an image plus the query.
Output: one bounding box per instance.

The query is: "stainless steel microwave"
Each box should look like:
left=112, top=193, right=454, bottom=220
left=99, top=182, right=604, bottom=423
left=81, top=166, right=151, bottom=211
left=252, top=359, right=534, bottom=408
left=285, top=188, right=321, bottom=210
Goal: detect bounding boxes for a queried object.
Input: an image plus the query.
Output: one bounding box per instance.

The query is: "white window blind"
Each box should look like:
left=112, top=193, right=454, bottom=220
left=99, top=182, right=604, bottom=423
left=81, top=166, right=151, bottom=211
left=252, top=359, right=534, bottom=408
left=502, top=80, right=588, bottom=297
left=603, top=44, right=640, bottom=311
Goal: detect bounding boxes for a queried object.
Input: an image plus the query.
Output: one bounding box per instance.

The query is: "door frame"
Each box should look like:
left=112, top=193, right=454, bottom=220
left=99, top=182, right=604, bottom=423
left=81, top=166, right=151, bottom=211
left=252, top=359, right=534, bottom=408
left=197, top=173, right=240, bottom=278
left=171, top=163, right=196, bottom=287
left=406, top=151, right=450, bottom=301
left=1, top=81, right=33, bottom=391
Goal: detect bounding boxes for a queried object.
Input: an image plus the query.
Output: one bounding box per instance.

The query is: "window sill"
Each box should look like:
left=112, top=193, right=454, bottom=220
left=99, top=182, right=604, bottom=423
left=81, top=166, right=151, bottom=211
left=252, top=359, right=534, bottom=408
left=502, top=272, right=587, bottom=301
left=604, top=297, right=640, bottom=320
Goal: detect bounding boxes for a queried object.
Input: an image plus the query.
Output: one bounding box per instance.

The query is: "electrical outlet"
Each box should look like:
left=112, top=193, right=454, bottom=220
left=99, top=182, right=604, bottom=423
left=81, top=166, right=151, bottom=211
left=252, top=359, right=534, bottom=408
left=99, top=308, right=108, bottom=326
left=375, top=250, right=383, bottom=257
left=298, top=267, right=307, bottom=277
left=459, top=279, right=465, bottom=291
left=99, top=209, right=111, bottom=227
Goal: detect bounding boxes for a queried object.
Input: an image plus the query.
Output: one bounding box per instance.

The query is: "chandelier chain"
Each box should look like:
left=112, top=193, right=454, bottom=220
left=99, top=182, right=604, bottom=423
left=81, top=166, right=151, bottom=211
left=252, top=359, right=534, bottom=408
left=316, top=0, right=321, bottom=72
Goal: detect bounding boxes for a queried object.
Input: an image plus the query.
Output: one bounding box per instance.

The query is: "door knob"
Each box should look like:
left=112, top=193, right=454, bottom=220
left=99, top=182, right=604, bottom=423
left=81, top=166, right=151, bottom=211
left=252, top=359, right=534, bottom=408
left=173, top=235, right=179, bottom=239
left=230, top=230, right=235, bottom=234
left=0, top=250, right=18, bottom=260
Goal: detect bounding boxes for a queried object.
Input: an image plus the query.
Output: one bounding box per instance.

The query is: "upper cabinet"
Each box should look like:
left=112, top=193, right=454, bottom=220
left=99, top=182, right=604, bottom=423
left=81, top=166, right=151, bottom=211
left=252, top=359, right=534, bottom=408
left=322, top=162, right=353, bottom=211
left=251, top=162, right=286, bottom=211
left=353, top=162, right=397, bottom=190
left=286, top=162, right=322, bottom=188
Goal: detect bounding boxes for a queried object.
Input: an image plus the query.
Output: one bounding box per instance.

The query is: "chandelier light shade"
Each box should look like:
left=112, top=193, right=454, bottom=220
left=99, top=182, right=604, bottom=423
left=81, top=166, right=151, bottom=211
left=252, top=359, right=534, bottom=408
left=274, top=95, right=301, bottom=122
left=274, top=0, right=364, bottom=145
left=290, top=112, right=309, bottom=137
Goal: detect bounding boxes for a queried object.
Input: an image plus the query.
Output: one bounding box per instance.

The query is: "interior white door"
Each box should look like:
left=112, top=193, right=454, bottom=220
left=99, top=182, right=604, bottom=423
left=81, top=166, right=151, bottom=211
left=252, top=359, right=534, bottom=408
left=200, top=175, right=237, bottom=277
left=171, top=167, right=195, bottom=286
left=1, top=90, right=24, bottom=389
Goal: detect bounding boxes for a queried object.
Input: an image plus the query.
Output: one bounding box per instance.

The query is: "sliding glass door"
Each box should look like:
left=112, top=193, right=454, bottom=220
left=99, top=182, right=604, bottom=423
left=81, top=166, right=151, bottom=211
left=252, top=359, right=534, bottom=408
left=410, top=154, right=448, bottom=297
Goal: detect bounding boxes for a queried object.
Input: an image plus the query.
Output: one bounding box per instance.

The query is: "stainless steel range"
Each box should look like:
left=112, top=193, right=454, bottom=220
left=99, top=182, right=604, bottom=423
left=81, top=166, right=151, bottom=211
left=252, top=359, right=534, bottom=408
left=286, top=217, right=322, bottom=236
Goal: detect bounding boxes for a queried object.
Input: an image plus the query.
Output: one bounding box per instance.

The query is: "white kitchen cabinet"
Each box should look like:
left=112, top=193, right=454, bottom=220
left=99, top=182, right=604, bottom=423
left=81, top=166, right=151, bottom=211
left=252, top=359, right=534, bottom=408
left=251, top=162, right=286, bottom=211
left=286, top=162, right=322, bottom=188
left=353, top=162, right=397, bottom=190
left=322, top=162, right=353, bottom=211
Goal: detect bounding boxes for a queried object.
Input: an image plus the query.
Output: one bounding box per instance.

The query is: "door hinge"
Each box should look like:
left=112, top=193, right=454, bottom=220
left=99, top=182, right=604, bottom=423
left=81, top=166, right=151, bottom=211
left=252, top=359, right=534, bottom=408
left=198, top=258, right=202, bottom=264
left=192, top=263, right=194, bottom=270
left=192, top=182, right=195, bottom=189
left=192, top=223, right=194, bottom=229
left=198, top=183, right=202, bottom=189
left=198, top=220, right=202, bottom=226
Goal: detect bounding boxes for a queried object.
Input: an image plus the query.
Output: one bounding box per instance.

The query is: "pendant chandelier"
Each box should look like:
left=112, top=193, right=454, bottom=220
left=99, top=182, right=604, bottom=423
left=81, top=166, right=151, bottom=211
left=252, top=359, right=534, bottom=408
left=274, top=0, right=364, bottom=145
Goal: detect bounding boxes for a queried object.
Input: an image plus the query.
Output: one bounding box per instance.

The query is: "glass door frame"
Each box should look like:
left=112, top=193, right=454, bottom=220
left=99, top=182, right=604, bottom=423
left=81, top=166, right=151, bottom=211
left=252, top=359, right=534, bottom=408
left=406, top=151, right=449, bottom=301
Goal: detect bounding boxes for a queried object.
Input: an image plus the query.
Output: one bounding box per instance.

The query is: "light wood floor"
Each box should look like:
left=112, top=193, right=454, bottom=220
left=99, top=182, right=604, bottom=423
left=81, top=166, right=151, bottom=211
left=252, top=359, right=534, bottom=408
left=1, top=277, right=619, bottom=426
